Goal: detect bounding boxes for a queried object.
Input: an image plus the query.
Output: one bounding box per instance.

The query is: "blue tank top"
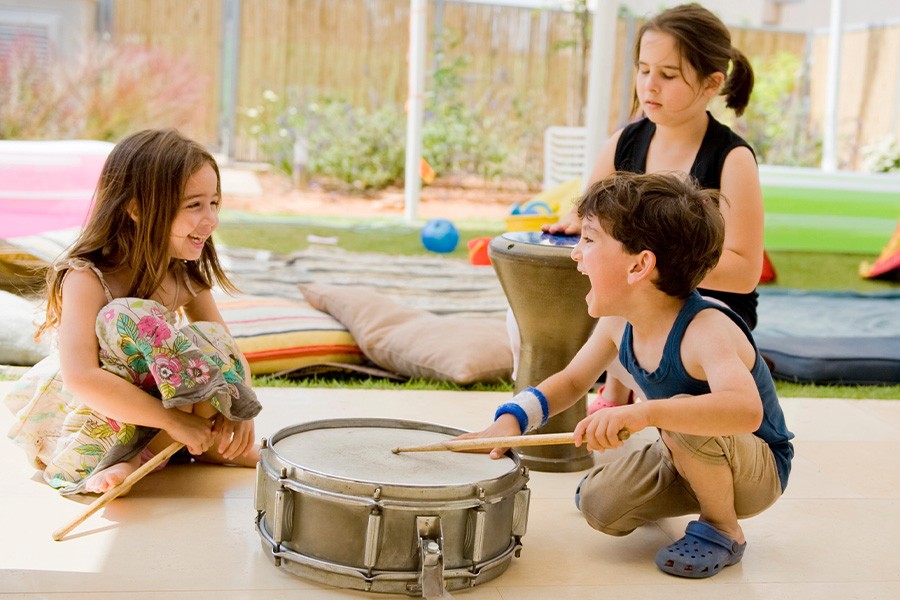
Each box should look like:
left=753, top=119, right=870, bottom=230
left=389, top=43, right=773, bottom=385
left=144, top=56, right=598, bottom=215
left=620, top=291, right=794, bottom=491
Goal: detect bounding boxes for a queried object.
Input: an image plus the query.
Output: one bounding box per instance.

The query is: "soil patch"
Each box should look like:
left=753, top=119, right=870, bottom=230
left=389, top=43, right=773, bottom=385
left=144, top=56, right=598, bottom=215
left=223, top=171, right=535, bottom=221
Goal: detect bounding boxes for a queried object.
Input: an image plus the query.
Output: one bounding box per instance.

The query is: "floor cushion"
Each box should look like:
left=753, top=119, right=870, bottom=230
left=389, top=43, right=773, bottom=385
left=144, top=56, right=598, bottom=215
left=217, top=294, right=363, bottom=376
left=300, top=283, right=512, bottom=385
left=755, top=289, right=900, bottom=385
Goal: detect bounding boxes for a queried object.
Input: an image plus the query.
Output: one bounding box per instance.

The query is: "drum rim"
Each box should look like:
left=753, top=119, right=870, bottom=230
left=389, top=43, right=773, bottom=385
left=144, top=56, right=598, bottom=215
left=264, top=417, right=524, bottom=492
left=497, top=230, right=580, bottom=247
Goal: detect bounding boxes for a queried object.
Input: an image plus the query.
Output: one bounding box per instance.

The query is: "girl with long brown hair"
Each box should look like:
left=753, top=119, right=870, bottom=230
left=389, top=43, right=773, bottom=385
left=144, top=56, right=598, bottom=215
left=7, top=129, right=261, bottom=495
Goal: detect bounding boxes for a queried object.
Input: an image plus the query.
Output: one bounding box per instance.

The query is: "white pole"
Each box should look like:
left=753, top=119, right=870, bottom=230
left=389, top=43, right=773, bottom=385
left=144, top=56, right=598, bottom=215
left=404, top=0, right=427, bottom=223
left=582, top=0, right=618, bottom=185
left=822, top=0, right=843, bottom=172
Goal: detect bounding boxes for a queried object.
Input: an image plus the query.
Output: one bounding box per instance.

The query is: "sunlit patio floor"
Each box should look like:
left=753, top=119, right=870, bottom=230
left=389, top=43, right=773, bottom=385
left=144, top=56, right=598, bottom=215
left=2, top=382, right=899, bottom=599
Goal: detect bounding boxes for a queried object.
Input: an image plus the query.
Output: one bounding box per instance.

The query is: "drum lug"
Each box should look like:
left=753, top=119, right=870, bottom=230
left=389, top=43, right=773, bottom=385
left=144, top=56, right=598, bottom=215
left=416, top=516, right=444, bottom=599
left=273, top=481, right=293, bottom=545
left=364, top=508, right=382, bottom=572
left=512, top=487, right=531, bottom=539
left=254, top=460, right=266, bottom=513
left=471, top=507, right=486, bottom=564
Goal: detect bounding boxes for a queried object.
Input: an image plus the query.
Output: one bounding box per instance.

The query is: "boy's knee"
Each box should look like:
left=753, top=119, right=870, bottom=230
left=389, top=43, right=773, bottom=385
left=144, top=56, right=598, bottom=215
left=576, top=471, right=638, bottom=537
left=581, top=510, right=637, bottom=537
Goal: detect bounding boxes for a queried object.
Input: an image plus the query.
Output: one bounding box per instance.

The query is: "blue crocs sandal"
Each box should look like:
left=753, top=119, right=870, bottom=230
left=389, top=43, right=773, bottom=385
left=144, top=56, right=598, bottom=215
left=655, top=520, right=747, bottom=579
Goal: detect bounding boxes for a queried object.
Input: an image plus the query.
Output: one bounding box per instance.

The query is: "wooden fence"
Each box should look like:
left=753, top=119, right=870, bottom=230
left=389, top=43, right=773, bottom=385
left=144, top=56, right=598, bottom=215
left=109, top=0, right=899, bottom=168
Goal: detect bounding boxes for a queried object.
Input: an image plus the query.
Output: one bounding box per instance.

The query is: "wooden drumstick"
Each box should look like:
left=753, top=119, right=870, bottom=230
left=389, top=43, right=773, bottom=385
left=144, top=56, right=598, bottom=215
left=391, top=429, right=629, bottom=454
left=52, top=441, right=184, bottom=541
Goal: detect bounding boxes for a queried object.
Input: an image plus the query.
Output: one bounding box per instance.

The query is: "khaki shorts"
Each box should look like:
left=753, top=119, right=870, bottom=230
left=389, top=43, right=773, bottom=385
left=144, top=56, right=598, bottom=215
left=576, top=431, right=783, bottom=536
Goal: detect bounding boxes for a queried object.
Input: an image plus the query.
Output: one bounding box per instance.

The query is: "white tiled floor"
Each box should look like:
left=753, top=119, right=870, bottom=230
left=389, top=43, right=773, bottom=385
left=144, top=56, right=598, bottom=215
left=2, top=382, right=899, bottom=599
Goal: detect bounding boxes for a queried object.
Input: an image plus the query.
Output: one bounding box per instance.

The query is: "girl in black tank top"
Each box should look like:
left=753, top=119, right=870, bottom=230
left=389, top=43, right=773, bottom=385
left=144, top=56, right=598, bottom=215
left=614, top=113, right=759, bottom=329
left=541, top=3, right=765, bottom=412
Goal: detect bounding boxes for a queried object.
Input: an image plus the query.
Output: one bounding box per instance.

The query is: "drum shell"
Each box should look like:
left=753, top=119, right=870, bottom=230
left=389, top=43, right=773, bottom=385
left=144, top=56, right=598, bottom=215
left=255, top=419, right=530, bottom=594
left=489, top=233, right=597, bottom=472
left=489, top=233, right=597, bottom=387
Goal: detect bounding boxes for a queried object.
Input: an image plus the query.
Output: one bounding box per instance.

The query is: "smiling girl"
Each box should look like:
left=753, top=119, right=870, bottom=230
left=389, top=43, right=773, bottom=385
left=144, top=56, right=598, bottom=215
left=543, top=3, right=764, bottom=413
left=6, top=129, right=261, bottom=495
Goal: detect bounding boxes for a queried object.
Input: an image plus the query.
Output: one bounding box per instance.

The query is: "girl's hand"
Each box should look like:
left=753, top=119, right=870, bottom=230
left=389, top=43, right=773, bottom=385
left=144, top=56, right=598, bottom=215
left=165, top=410, right=215, bottom=455
left=212, top=414, right=256, bottom=461
left=541, top=209, right=582, bottom=235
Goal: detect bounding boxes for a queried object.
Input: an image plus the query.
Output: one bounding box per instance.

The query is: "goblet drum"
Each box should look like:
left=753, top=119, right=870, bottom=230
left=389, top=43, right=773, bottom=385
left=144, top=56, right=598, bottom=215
left=489, top=231, right=598, bottom=472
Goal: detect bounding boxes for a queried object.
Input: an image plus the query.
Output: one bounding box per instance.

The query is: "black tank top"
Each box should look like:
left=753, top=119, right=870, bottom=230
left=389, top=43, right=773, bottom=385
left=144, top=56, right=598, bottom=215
left=614, top=112, right=759, bottom=329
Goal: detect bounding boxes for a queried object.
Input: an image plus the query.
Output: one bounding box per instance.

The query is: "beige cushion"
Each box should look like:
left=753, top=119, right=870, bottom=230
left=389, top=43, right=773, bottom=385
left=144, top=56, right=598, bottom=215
left=300, top=283, right=512, bottom=385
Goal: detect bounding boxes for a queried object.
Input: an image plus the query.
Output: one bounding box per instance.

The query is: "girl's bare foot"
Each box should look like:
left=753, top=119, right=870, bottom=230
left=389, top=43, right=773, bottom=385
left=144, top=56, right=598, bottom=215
left=83, top=456, right=140, bottom=494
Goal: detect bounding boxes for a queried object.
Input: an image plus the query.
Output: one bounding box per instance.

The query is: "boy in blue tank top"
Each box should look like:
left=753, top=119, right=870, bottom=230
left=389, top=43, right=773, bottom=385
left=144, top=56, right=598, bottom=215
left=466, top=171, right=793, bottom=579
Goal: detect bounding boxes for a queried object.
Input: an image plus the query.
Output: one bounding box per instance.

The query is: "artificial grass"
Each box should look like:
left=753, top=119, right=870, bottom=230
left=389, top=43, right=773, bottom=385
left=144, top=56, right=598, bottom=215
left=763, top=250, right=896, bottom=293
left=217, top=212, right=505, bottom=260
left=251, top=375, right=899, bottom=400
left=0, top=369, right=895, bottom=400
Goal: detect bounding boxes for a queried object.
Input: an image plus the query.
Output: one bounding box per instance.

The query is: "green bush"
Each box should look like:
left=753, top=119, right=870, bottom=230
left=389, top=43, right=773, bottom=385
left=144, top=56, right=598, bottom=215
left=244, top=90, right=406, bottom=190
left=721, top=52, right=822, bottom=167
left=242, top=32, right=550, bottom=191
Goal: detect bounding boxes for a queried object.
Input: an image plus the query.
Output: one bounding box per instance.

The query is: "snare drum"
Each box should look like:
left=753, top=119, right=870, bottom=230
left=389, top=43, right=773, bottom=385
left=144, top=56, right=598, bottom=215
left=255, top=418, right=530, bottom=597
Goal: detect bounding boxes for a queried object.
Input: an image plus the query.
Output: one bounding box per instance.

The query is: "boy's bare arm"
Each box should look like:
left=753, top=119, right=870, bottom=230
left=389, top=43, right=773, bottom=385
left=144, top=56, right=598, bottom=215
left=575, top=311, right=764, bottom=451
left=459, top=316, right=621, bottom=457
left=642, top=310, right=764, bottom=436
left=539, top=317, right=623, bottom=416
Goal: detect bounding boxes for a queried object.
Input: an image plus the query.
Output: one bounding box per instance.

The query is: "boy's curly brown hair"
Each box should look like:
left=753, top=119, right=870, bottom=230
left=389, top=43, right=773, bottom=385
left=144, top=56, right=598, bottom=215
left=577, top=171, right=726, bottom=299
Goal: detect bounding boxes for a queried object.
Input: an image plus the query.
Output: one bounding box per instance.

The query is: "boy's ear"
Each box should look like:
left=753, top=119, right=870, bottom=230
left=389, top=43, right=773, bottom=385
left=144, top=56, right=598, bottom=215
left=627, top=250, right=656, bottom=284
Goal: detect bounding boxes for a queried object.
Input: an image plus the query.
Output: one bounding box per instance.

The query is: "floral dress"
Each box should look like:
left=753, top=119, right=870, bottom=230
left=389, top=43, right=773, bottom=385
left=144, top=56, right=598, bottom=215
left=4, top=259, right=261, bottom=494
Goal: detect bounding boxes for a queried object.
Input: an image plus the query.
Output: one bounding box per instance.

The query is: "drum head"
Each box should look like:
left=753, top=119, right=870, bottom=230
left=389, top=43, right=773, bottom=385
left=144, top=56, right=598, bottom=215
left=272, top=421, right=516, bottom=486
left=500, top=231, right=580, bottom=247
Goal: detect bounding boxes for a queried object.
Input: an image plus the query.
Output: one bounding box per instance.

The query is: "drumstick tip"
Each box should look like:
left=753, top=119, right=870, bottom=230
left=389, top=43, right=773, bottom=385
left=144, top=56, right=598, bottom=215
left=391, top=447, right=400, bottom=454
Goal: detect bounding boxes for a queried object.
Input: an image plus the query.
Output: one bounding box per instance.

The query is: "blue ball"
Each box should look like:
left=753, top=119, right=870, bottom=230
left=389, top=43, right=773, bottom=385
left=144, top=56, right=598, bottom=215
left=420, top=218, right=459, bottom=253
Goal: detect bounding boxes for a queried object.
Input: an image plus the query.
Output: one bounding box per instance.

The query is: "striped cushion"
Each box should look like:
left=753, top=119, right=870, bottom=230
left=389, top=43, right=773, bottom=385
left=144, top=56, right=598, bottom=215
left=217, top=294, right=363, bottom=375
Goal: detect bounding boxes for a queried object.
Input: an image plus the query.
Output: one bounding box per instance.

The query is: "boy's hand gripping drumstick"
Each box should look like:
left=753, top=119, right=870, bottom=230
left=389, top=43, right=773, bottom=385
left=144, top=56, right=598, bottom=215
left=52, top=441, right=184, bottom=541
left=391, top=429, right=629, bottom=454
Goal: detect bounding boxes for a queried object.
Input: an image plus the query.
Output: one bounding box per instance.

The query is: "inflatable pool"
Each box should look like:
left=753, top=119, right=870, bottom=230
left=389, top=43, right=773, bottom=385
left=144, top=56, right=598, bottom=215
left=0, top=140, right=114, bottom=238
left=760, top=165, right=900, bottom=255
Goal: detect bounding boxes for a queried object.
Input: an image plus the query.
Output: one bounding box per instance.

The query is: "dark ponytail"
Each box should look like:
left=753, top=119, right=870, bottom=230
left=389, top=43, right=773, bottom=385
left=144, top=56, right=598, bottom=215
left=721, top=47, right=754, bottom=116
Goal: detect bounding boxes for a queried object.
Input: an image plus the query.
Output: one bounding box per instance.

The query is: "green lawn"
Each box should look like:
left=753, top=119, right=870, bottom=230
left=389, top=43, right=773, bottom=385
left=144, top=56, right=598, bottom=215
left=216, top=213, right=899, bottom=399
left=216, top=212, right=505, bottom=260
